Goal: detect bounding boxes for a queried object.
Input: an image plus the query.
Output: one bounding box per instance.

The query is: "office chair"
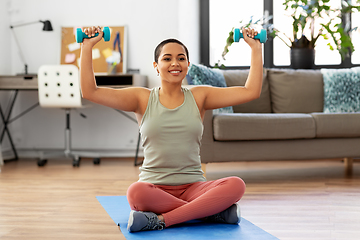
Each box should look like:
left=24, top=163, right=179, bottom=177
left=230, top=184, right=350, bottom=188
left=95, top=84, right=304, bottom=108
left=37, top=64, right=100, bottom=167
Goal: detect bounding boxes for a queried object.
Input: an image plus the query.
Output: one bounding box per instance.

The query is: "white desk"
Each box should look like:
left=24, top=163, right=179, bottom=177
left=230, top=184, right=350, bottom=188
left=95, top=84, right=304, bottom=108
left=0, top=75, right=38, bottom=160
left=0, top=74, right=147, bottom=164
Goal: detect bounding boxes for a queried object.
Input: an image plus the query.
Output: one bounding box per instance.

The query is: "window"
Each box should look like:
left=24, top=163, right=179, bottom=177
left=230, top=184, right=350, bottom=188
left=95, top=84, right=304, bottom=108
left=352, top=0, right=360, bottom=64
left=201, top=0, right=360, bottom=68
left=273, top=0, right=342, bottom=66
left=209, top=0, right=264, bottom=67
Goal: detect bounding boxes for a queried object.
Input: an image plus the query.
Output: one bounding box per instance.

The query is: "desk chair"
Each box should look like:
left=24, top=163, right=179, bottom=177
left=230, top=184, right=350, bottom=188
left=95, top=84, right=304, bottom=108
left=37, top=65, right=100, bottom=167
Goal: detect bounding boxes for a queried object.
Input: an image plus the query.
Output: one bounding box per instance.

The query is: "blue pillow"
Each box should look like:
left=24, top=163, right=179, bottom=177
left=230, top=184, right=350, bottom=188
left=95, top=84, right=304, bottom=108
left=321, top=67, right=360, bottom=113
left=185, top=75, right=194, bottom=85
left=187, top=64, right=233, bottom=114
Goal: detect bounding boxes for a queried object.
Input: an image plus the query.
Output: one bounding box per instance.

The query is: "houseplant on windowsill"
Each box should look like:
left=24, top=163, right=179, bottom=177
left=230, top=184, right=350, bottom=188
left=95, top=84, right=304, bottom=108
left=219, top=0, right=360, bottom=69
left=273, top=0, right=360, bottom=69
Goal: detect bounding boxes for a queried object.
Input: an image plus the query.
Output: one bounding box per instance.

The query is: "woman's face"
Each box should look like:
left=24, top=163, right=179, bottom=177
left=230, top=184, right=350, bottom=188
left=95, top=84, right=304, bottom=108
left=154, top=42, right=190, bottom=84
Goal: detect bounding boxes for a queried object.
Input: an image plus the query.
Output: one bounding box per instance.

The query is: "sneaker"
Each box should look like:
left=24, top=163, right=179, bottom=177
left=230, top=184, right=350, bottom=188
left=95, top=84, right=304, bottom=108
left=205, top=203, right=241, bottom=224
left=127, top=210, right=166, bottom=232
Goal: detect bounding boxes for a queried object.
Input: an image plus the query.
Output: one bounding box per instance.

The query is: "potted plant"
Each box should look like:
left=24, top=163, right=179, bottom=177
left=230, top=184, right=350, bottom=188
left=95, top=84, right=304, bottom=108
left=276, top=0, right=360, bottom=68
left=219, top=0, right=360, bottom=69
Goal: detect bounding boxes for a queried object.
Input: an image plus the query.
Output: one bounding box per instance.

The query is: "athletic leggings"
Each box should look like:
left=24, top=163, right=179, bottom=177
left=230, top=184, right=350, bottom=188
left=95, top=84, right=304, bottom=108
left=126, top=176, right=246, bottom=227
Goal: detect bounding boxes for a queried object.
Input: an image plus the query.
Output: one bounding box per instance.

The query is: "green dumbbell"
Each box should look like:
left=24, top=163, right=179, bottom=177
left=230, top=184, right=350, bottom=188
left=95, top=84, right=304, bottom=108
left=76, top=27, right=110, bottom=43
left=233, top=28, right=267, bottom=43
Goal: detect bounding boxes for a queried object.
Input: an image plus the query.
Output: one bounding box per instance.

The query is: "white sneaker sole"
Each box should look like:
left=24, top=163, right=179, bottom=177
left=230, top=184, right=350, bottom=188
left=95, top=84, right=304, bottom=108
left=236, top=203, right=241, bottom=224
left=127, top=210, right=135, bottom=232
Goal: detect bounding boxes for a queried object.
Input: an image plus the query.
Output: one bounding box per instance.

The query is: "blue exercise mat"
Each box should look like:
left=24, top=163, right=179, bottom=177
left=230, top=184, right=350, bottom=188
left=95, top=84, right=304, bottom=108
left=96, top=196, right=279, bottom=240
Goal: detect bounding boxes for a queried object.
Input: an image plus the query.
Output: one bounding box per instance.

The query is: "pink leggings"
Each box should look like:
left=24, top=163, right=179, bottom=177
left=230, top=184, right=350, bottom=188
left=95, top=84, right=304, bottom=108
left=126, top=176, right=246, bottom=227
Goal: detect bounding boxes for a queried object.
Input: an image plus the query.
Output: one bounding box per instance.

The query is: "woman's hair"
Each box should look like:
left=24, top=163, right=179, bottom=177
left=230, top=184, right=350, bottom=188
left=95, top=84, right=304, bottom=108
left=154, top=39, right=189, bottom=63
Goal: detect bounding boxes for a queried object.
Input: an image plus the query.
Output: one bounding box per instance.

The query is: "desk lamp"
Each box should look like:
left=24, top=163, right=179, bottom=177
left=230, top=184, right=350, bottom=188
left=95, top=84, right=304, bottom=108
left=10, top=20, right=53, bottom=75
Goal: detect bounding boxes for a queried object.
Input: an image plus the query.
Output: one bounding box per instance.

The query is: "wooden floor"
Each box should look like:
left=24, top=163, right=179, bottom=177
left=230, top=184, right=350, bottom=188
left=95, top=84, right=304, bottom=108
left=0, top=157, right=359, bottom=240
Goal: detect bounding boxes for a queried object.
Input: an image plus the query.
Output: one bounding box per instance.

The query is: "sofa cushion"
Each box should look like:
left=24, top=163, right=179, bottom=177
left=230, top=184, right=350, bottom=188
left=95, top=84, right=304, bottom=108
left=222, top=69, right=272, bottom=113
left=311, top=112, right=360, bottom=138
left=213, top=113, right=316, bottom=141
left=321, top=67, right=360, bottom=113
left=187, top=63, right=233, bottom=114
left=268, top=69, right=324, bottom=113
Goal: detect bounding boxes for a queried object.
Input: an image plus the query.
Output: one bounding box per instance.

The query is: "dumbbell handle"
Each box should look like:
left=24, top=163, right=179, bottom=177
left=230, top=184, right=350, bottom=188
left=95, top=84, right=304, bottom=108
left=76, top=27, right=111, bottom=43
left=77, top=29, right=101, bottom=42
left=233, top=29, right=267, bottom=43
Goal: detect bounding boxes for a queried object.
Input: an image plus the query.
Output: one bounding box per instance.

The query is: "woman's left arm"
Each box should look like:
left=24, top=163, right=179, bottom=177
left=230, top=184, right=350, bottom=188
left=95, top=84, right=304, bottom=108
left=193, top=28, right=263, bottom=115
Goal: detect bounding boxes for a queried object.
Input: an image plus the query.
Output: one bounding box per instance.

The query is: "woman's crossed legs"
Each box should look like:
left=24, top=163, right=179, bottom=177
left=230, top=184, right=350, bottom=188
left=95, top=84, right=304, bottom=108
left=127, top=176, right=246, bottom=227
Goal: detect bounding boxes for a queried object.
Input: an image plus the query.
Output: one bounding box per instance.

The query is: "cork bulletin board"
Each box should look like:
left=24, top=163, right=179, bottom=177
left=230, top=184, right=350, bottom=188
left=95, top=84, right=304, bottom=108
left=60, top=26, right=127, bottom=73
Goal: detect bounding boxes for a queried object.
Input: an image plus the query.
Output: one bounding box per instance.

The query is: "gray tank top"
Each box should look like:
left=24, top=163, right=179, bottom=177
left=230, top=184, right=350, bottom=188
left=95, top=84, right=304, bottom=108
left=138, top=86, right=206, bottom=185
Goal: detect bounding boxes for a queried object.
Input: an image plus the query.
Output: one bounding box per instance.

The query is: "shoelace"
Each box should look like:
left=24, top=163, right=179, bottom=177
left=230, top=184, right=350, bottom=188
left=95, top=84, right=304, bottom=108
left=206, top=213, right=226, bottom=223
left=142, top=214, right=166, bottom=231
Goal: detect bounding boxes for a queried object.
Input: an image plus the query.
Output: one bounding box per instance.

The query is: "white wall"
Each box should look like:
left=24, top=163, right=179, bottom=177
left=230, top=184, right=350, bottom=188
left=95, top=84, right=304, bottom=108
left=1, top=0, right=200, bottom=154
left=0, top=0, right=11, bottom=74
left=0, top=1, right=13, bottom=151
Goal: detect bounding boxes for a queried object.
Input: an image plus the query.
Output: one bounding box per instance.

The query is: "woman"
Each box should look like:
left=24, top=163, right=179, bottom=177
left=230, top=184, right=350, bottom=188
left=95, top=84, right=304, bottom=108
left=80, top=26, right=263, bottom=232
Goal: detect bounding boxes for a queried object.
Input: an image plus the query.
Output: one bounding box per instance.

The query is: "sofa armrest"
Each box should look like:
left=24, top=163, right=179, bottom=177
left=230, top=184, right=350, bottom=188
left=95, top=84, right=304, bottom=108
left=200, top=110, right=215, bottom=163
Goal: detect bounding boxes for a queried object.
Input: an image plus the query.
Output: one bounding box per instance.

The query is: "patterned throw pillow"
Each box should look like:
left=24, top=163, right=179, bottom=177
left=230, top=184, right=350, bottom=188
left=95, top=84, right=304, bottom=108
left=187, top=64, right=233, bottom=114
left=321, top=67, right=360, bottom=113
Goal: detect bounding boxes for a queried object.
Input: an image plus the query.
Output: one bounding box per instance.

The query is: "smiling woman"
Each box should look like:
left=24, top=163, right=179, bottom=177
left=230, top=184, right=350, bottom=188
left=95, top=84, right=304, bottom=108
left=153, top=40, right=190, bottom=85
left=79, top=26, right=262, bottom=233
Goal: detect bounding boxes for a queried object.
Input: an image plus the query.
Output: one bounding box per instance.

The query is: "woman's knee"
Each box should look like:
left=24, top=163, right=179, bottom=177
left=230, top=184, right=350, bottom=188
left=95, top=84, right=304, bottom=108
left=127, top=182, right=156, bottom=210
left=224, top=176, right=246, bottom=199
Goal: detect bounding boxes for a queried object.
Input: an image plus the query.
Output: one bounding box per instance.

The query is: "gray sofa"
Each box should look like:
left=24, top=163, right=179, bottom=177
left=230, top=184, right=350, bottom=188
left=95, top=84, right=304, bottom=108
left=200, top=68, right=360, bottom=175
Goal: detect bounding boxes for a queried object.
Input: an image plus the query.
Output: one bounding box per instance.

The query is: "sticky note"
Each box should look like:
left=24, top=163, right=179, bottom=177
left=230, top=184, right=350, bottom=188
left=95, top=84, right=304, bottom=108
left=92, top=48, right=100, bottom=59
left=68, top=42, right=80, bottom=52
left=106, top=51, right=121, bottom=63
left=65, top=53, right=76, bottom=63
left=102, top=48, right=113, bottom=59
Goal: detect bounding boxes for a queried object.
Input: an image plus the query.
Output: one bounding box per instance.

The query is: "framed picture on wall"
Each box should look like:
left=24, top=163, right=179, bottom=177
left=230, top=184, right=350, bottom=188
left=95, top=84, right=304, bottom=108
left=60, top=26, right=127, bottom=74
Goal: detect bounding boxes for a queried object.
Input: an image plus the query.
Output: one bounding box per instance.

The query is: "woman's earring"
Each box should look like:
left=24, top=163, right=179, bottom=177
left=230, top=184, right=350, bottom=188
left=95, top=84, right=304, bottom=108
left=156, top=68, right=159, bottom=76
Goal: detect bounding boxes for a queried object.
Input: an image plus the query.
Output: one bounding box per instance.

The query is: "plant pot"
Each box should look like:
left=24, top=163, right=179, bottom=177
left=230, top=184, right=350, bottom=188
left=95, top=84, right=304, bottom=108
left=290, top=48, right=315, bottom=69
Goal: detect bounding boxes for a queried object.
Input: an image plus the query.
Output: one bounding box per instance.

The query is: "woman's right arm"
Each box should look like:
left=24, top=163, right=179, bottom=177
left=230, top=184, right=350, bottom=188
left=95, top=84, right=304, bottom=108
left=80, top=26, right=148, bottom=113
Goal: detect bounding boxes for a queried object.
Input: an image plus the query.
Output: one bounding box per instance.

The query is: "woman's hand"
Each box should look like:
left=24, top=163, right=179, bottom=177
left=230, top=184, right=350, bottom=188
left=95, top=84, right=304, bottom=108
left=82, top=26, right=103, bottom=47
left=242, top=27, right=262, bottom=49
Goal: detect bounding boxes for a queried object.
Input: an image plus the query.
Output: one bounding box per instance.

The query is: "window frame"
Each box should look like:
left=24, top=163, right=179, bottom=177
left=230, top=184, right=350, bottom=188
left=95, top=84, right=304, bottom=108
left=200, top=0, right=360, bottom=69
